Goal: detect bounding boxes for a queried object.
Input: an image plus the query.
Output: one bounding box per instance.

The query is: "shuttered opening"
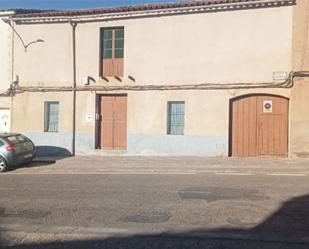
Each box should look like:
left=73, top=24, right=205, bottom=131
left=101, top=28, right=124, bottom=77
left=98, top=95, right=127, bottom=150
left=230, top=95, right=288, bottom=157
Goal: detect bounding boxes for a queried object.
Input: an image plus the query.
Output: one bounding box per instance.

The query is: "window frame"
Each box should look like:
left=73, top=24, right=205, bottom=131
left=167, top=101, right=185, bottom=135
left=44, top=101, right=59, bottom=133
left=100, top=26, right=124, bottom=77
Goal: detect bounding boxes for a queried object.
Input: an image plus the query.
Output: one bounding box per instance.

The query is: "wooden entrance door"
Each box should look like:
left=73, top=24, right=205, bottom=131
left=231, top=95, right=288, bottom=157
left=99, top=95, right=127, bottom=149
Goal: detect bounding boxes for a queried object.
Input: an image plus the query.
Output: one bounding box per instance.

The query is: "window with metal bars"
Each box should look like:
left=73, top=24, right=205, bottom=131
left=167, top=101, right=185, bottom=135
left=44, top=102, right=59, bottom=132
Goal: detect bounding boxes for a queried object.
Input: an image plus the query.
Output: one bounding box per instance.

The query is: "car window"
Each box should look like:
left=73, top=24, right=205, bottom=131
left=0, top=140, right=4, bottom=146
left=6, top=135, right=28, bottom=144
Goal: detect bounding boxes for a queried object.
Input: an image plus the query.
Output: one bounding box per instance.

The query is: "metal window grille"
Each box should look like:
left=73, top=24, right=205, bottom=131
left=167, top=101, right=185, bottom=135
left=44, top=102, right=59, bottom=132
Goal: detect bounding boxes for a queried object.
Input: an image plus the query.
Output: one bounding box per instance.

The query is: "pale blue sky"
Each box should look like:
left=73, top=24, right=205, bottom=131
left=0, top=0, right=176, bottom=10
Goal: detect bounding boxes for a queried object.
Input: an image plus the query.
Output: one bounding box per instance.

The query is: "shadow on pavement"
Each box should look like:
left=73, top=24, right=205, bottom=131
left=8, top=146, right=71, bottom=172
left=35, top=146, right=72, bottom=158
left=10, top=159, right=57, bottom=171
left=1, top=194, right=309, bottom=249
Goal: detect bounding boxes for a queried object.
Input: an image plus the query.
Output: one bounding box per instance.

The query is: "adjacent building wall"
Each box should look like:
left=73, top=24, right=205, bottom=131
left=0, top=13, right=14, bottom=133
left=290, top=0, right=309, bottom=157
left=0, top=14, right=12, bottom=107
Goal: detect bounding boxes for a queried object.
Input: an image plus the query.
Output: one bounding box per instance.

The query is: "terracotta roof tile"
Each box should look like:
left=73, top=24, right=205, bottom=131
left=13, top=0, right=293, bottom=18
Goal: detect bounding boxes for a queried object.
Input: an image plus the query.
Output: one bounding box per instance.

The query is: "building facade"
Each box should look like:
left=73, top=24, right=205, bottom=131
left=4, top=0, right=309, bottom=157
left=0, top=10, right=14, bottom=133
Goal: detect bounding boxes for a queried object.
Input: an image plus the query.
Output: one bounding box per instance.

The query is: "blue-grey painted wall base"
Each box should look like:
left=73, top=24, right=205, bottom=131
left=24, top=132, right=228, bottom=157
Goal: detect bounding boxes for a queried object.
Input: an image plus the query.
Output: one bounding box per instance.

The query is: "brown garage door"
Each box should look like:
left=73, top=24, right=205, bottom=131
left=99, top=95, right=127, bottom=149
left=231, top=95, right=288, bottom=157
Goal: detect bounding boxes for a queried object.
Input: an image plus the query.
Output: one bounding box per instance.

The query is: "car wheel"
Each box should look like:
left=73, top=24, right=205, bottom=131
left=0, top=157, right=8, bottom=172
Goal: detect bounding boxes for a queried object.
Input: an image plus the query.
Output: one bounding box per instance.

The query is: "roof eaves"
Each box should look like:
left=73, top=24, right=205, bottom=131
left=11, top=0, right=296, bottom=24
left=0, top=10, right=16, bottom=17
left=0, top=8, right=55, bottom=16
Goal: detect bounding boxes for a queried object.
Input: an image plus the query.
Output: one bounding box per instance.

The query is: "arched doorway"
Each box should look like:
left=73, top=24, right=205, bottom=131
left=230, top=94, right=289, bottom=157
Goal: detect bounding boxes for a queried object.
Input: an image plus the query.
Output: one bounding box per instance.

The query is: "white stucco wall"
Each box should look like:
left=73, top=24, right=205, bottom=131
left=13, top=6, right=293, bottom=87
left=10, top=5, right=296, bottom=156
left=0, top=15, right=12, bottom=91
left=0, top=13, right=13, bottom=108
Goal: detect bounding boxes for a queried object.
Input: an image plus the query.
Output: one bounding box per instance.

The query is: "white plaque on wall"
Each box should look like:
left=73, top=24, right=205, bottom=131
left=85, top=114, right=92, bottom=123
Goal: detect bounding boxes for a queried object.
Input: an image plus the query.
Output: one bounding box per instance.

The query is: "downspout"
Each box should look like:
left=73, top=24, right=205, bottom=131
left=10, top=19, right=15, bottom=132
left=69, top=20, right=77, bottom=156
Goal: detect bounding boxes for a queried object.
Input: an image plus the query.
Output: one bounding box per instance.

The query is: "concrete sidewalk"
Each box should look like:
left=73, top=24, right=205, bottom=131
left=4, top=156, right=309, bottom=175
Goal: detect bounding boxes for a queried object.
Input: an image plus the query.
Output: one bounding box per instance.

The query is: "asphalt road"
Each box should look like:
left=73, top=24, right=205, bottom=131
left=1, top=169, right=309, bottom=248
